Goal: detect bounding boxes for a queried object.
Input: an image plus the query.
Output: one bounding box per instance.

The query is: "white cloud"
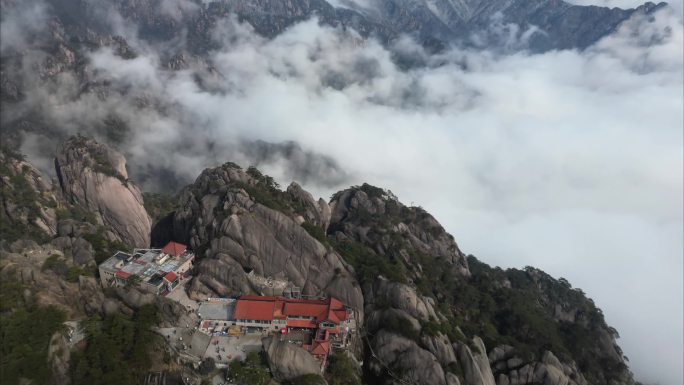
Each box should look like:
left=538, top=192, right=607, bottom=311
left=4, top=3, right=682, bottom=384
left=157, top=11, right=680, bottom=384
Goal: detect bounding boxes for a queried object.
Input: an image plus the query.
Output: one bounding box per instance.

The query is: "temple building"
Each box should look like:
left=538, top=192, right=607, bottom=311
left=98, top=241, right=194, bottom=295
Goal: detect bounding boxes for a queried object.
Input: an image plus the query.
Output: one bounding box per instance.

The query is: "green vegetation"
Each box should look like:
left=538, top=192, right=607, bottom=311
left=232, top=179, right=289, bottom=213
left=326, top=183, right=625, bottom=384
left=69, top=135, right=128, bottom=185
left=223, top=161, right=242, bottom=170
left=439, top=256, right=627, bottom=382
left=384, top=312, right=420, bottom=341
left=70, top=305, right=159, bottom=385
left=56, top=205, right=98, bottom=225
left=326, top=353, right=361, bottom=385
left=287, top=374, right=327, bottom=385
left=82, top=228, right=130, bottom=265
left=42, top=254, right=69, bottom=275
left=358, top=183, right=385, bottom=199
left=143, top=192, right=179, bottom=222
left=331, top=239, right=407, bottom=284
left=125, top=274, right=142, bottom=288
left=0, top=147, right=55, bottom=244
left=65, top=265, right=92, bottom=282
left=210, top=163, right=294, bottom=214
left=301, top=221, right=329, bottom=247
left=228, top=351, right=271, bottom=385
left=0, top=276, right=67, bottom=385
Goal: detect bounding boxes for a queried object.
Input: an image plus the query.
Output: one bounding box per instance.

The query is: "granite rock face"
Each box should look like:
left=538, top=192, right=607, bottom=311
left=0, top=148, right=60, bottom=240
left=55, top=136, right=151, bottom=247
left=456, top=337, right=497, bottom=385
left=0, top=242, right=107, bottom=317
left=262, top=335, right=323, bottom=381
left=286, top=182, right=332, bottom=230
left=363, top=277, right=460, bottom=385
left=368, top=330, right=450, bottom=385
left=487, top=350, right=592, bottom=385
left=329, top=185, right=471, bottom=278
left=164, top=164, right=364, bottom=315
left=85, top=0, right=667, bottom=53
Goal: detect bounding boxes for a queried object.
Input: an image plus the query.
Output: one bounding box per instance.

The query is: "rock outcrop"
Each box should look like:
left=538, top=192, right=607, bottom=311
left=262, top=335, right=322, bottom=381
left=55, top=136, right=151, bottom=247
left=0, top=242, right=107, bottom=317
left=48, top=331, right=71, bottom=385
left=368, top=330, right=449, bottom=385
left=365, top=278, right=441, bottom=322
left=363, top=278, right=460, bottom=385
left=487, top=350, right=591, bottom=385
left=0, top=147, right=60, bottom=242
left=163, top=164, right=364, bottom=315
left=456, top=337, right=496, bottom=385
left=329, top=184, right=470, bottom=278
left=51, top=220, right=98, bottom=266
left=286, top=182, right=332, bottom=230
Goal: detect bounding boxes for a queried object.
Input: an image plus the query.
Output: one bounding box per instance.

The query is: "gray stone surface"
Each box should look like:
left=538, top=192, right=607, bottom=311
left=369, top=330, right=449, bottom=385
left=456, top=337, right=496, bottom=385
left=168, top=165, right=364, bottom=316
left=286, top=182, right=332, bottom=230
left=55, top=137, right=151, bottom=247
left=262, top=335, right=322, bottom=381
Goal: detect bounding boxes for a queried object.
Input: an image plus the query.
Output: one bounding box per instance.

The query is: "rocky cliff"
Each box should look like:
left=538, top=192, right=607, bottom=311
left=0, top=0, right=667, bottom=146
left=0, top=146, right=60, bottom=244
left=158, top=163, right=364, bottom=314
left=0, top=145, right=638, bottom=385
left=151, top=168, right=635, bottom=385
left=55, top=136, right=151, bottom=247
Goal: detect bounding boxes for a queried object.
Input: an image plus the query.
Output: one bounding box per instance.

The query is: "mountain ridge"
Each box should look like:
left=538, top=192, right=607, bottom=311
left=1, top=138, right=636, bottom=385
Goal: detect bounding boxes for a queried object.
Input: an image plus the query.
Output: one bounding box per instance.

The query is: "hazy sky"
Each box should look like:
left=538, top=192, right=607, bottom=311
left=178, top=10, right=681, bottom=385
left=3, top=1, right=682, bottom=384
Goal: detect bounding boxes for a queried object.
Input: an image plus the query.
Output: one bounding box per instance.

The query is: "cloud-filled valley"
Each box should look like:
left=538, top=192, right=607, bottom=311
left=1, top=1, right=682, bottom=384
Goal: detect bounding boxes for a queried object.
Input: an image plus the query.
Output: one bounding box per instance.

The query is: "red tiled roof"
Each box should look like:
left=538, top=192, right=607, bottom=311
left=273, top=300, right=286, bottom=319
left=234, top=300, right=275, bottom=321
left=235, top=296, right=350, bottom=325
left=162, top=241, right=187, bottom=257
left=286, top=319, right=317, bottom=329
left=116, top=270, right=130, bottom=279
left=310, top=340, right=330, bottom=356
left=284, top=302, right=329, bottom=321
left=238, top=295, right=278, bottom=301
left=164, top=272, right=178, bottom=282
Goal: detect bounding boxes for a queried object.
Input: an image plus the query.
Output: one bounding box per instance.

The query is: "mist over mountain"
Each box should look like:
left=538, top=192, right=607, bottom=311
left=0, top=1, right=682, bottom=385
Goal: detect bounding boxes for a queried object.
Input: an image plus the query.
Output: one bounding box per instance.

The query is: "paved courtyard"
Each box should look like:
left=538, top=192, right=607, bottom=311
left=203, top=333, right=264, bottom=365
left=157, top=325, right=212, bottom=360
left=166, top=278, right=199, bottom=312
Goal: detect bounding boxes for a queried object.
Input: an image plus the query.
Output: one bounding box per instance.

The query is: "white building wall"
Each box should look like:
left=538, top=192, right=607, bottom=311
left=235, top=320, right=273, bottom=328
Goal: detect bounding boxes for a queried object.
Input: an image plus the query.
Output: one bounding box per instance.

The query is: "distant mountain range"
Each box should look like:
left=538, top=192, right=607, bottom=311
left=100, top=0, right=667, bottom=52
left=0, top=0, right=669, bottom=156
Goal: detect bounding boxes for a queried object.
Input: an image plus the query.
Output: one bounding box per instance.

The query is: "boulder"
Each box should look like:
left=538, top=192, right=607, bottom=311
left=447, top=373, right=462, bottom=385
left=365, top=278, right=438, bottom=323
left=369, top=330, right=448, bottom=385
left=169, top=165, right=364, bottom=316
left=0, top=149, right=60, bottom=239
left=262, top=335, right=322, bottom=381
left=286, top=182, right=332, bottom=230
left=422, top=332, right=458, bottom=367
left=52, top=236, right=95, bottom=266
left=329, top=186, right=470, bottom=277
left=55, top=136, right=151, bottom=247
left=456, top=337, right=496, bottom=385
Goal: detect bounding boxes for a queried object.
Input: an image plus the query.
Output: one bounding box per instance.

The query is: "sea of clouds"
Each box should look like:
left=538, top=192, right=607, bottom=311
left=1, top=1, right=682, bottom=384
